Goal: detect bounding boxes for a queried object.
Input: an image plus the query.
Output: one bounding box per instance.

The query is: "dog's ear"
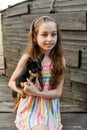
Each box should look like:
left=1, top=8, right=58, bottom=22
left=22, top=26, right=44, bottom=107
left=27, top=57, right=33, bottom=64
left=38, top=54, right=45, bottom=62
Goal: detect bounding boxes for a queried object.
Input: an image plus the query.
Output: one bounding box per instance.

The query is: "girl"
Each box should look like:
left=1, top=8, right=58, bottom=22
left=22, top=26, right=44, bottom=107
left=8, top=16, right=65, bottom=130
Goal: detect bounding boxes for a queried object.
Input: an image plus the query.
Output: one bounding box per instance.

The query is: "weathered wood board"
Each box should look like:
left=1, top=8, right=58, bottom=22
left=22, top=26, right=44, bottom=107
left=0, top=113, right=17, bottom=130
left=71, top=68, right=87, bottom=84
left=0, top=75, right=87, bottom=130
left=21, top=12, right=86, bottom=31
left=62, top=113, right=87, bottom=130
left=1, top=0, right=87, bottom=108
left=6, top=1, right=30, bottom=17
left=63, top=49, right=81, bottom=67
left=0, top=47, right=4, bottom=70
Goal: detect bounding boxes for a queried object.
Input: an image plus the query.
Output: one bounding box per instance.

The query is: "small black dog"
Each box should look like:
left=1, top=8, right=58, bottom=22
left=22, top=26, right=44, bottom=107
left=12, top=54, right=44, bottom=113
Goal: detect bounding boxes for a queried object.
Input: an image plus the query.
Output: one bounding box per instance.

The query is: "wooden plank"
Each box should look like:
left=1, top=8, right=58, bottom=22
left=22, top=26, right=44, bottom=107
left=71, top=68, right=87, bottom=84
left=55, top=0, right=87, bottom=6
left=5, top=16, right=22, bottom=25
left=0, top=113, right=87, bottom=130
left=0, top=56, right=4, bottom=69
left=52, top=12, right=86, bottom=31
left=63, top=49, right=81, bottom=67
left=0, top=69, right=4, bottom=75
left=29, top=0, right=52, bottom=13
left=32, top=0, right=87, bottom=8
left=32, top=0, right=52, bottom=5
left=0, top=102, right=14, bottom=112
left=62, top=31, right=87, bottom=41
left=6, top=70, right=14, bottom=77
left=5, top=23, right=23, bottom=29
left=0, top=75, right=9, bottom=82
left=64, top=80, right=71, bottom=92
left=71, top=82, right=87, bottom=97
left=81, top=50, right=87, bottom=69
left=55, top=1, right=87, bottom=12
left=0, top=89, right=13, bottom=102
left=0, top=47, right=4, bottom=70
left=62, top=90, right=87, bottom=103
left=31, top=0, right=51, bottom=9
left=62, top=41, right=87, bottom=51
left=5, top=30, right=28, bottom=39
left=61, top=104, right=87, bottom=113
left=62, top=113, right=87, bottom=130
left=65, top=5, right=87, bottom=12
left=0, top=76, right=14, bottom=111
left=60, top=98, right=87, bottom=113
left=0, top=113, right=17, bottom=130
left=64, top=67, right=71, bottom=91
left=7, top=1, right=30, bottom=17
left=6, top=63, right=17, bottom=76
left=22, top=11, right=86, bottom=31
left=29, top=0, right=87, bottom=13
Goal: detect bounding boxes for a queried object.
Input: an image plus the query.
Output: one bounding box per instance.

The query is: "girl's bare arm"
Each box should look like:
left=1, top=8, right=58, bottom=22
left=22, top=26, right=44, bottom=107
left=8, top=53, right=29, bottom=93
left=24, top=74, right=64, bottom=99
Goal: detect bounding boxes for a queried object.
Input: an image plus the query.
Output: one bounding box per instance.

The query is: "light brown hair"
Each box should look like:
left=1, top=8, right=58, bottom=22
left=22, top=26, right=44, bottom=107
left=26, top=16, right=65, bottom=89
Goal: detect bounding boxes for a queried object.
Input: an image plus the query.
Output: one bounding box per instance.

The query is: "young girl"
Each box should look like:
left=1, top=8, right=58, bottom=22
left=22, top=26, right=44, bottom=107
left=8, top=16, right=65, bottom=130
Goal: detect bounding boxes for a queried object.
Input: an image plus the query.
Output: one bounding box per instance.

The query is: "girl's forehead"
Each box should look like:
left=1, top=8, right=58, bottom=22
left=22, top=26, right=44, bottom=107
left=38, top=21, right=57, bottom=32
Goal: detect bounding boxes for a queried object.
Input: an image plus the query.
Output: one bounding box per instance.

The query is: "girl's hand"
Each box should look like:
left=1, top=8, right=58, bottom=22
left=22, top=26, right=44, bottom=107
left=35, top=78, right=42, bottom=91
left=26, top=78, right=41, bottom=90
left=23, top=79, right=39, bottom=96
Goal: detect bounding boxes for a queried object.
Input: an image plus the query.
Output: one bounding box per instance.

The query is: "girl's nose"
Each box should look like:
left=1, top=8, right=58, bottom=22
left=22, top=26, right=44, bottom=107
left=47, top=35, right=52, bottom=41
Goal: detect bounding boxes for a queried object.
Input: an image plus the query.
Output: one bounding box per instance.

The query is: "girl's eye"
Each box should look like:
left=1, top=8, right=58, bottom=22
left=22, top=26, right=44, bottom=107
left=52, top=33, right=57, bottom=36
left=41, top=34, right=47, bottom=37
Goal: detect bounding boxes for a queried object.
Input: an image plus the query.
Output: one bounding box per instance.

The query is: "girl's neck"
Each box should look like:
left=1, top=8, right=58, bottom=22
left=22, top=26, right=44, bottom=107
left=42, top=54, right=51, bottom=65
left=40, top=47, right=51, bottom=56
left=44, top=51, right=50, bottom=56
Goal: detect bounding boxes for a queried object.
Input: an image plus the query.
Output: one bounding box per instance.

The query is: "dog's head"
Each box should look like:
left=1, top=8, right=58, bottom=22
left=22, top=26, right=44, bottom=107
left=27, top=54, right=44, bottom=76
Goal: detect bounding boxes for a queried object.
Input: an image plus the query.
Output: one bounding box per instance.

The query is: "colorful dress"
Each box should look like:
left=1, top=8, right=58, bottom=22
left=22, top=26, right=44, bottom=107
left=15, top=62, right=63, bottom=130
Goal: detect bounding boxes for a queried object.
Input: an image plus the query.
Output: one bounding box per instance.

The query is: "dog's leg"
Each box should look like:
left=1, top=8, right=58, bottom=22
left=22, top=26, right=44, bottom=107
left=13, top=94, right=21, bottom=113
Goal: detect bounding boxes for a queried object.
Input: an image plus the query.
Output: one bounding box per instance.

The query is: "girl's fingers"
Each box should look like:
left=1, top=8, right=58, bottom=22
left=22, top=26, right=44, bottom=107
left=26, top=78, right=33, bottom=86
left=35, top=78, right=42, bottom=90
left=26, top=78, right=31, bottom=85
left=26, top=78, right=30, bottom=82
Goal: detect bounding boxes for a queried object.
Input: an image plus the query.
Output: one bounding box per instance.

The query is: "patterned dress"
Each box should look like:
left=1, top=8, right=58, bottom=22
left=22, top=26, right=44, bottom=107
left=15, top=62, right=63, bottom=130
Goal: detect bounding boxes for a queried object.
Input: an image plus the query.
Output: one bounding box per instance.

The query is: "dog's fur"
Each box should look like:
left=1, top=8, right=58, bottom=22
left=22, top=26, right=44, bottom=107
left=12, top=54, right=44, bottom=113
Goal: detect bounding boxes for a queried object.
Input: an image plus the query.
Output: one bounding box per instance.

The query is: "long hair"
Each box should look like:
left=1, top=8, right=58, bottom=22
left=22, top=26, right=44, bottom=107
left=26, top=16, right=65, bottom=89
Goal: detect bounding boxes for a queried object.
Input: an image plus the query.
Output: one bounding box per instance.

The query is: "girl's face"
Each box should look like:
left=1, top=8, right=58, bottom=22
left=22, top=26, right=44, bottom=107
left=36, top=21, right=57, bottom=53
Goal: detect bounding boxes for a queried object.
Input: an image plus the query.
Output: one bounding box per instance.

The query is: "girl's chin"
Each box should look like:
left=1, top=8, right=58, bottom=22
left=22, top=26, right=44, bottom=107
left=40, top=46, right=53, bottom=53
left=41, top=51, right=51, bottom=56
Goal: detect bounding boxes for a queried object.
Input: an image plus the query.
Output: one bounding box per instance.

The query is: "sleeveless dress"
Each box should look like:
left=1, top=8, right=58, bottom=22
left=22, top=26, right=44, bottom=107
left=15, top=62, right=63, bottom=130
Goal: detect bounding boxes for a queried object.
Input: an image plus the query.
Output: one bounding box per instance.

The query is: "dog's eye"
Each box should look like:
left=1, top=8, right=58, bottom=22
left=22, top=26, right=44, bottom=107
left=34, top=68, right=38, bottom=72
left=32, top=69, right=37, bottom=73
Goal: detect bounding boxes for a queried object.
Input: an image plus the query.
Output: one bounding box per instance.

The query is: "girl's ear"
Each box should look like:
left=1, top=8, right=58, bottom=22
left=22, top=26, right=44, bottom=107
left=33, top=36, right=37, bottom=43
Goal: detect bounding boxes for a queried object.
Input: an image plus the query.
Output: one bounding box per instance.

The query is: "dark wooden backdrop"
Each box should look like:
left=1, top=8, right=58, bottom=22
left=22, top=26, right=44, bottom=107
left=1, top=0, right=87, bottom=108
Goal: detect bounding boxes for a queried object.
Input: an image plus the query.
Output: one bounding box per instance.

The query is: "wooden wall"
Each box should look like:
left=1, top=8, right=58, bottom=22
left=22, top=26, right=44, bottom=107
left=1, top=0, right=87, bottom=107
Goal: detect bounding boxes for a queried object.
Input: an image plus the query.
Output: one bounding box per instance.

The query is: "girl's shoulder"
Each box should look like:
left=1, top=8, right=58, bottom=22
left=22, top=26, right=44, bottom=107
left=17, top=53, right=29, bottom=67
left=21, top=53, right=29, bottom=60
